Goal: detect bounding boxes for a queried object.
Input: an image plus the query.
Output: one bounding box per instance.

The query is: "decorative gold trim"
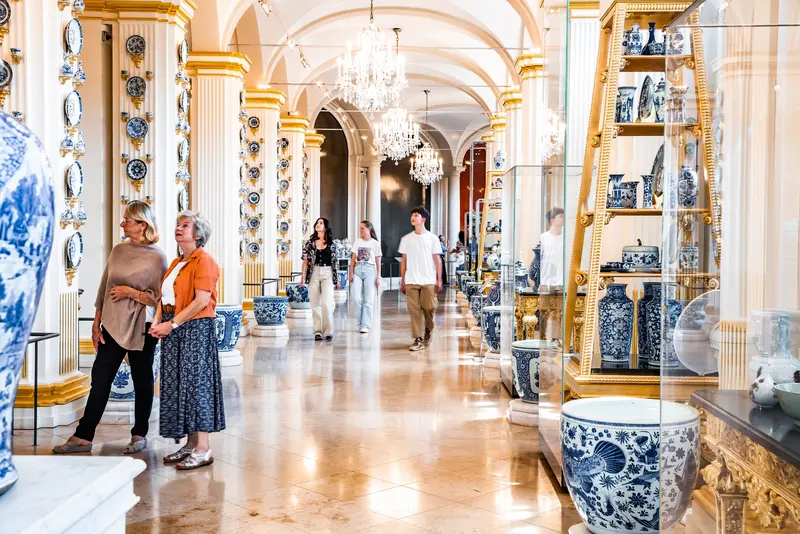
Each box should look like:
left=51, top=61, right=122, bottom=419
left=14, top=374, right=90, bottom=408
left=280, top=115, right=310, bottom=132
left=514, top=54, right=545, bottom=79
left=65, top=268, right=78, bottom=286
left=79, top=339, right=94, bottom=354
left=304, top=132, right=325, bottom=148
left=245, top=88, right=286, bottom=110
left=489, top=114, right=506, bottom=132
left=480, top=133, right=493, bottom=143
left=83, top=0, right=196, bottom=29
left=186, top=52, right=251, bottom=79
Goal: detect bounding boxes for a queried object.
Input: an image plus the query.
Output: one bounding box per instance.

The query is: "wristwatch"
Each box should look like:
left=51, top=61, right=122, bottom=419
left=170, top=321, right=180, bottom=330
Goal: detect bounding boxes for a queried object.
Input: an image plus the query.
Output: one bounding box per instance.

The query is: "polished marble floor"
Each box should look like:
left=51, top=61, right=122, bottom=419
left=14, top=289, right=579, bottom=533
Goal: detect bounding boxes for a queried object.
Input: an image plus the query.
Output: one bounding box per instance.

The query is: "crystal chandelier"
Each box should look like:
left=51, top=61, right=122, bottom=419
left=410, top=90, right=443, bottom=185
left=540, top=108, right=565, bottom=161
left=375, top=107, right=420, bottom=162
left=335, top=1, right=406, bottom=116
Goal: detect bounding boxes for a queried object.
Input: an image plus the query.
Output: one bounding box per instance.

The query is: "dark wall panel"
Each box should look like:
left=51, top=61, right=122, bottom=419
left=379, top=159, right=431, bottom=277
left=315, top=111, right=348, bottom=239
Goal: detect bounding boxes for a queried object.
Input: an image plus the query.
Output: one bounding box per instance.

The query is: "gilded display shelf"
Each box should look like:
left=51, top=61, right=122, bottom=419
left=561, top=0, right=720, bottom=397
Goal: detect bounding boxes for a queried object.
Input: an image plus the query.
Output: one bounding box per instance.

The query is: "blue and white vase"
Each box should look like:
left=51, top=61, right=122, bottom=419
left=643, top=22, right=665, bottom=55
left=215, top=304, right=243, bottom=352
left=679, top=246, right=699, bottom=270
left=460, top=275, right=474, bottom=294
left=337, top=270, right=348, bottom=290
left=464, top=281, right=483, bottom=305
left=470, top=294, right=486, bottom=323
left=637, top=282, right=658, bottom=361
left=514, top=264, right=529, bottom=291
left=607, top=174, right=625, bottom=208
left=528, top=244, right=541, bottom=289
left=482, top=306, right=504, bottom=352
left=618, top=181, right=639, bottom=209
left=626, top=23, right=643, bottom=55
left=678, top=165, right=698, bottom=208
left=0, top=114, right=55, bottom=495
left=486, top=280, right=501, bottom=307
left=598, top=284, right=633, bottom=362
left=285, top=282, right=310, bottom=309
left=654, top=79, right=666, bottom=123
left=641, top=174, right=654, bottom=208
left=562, top=397, right=700, bottom=534
left=616, top=87, right=637, bottom=123
left=493, top=149, right=505, bottom=170
left=253, top=296, right=289, bottom=326
left=110, top=342, right=160, bottom=401
left=511, top=340, right=541, bottom=403
left=645, top=284, right=683, bottom=367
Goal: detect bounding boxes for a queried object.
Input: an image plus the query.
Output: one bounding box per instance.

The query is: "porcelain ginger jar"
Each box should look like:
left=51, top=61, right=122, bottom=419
left=215, top=304, right=243, bottom=352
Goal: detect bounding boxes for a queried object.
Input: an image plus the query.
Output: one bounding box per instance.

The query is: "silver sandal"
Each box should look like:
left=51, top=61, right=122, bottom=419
left=176, top=450, right=214, bottom=470
left=52, top=439, right=92, bottom=454
left=123, top=437, right=147, bottom=454
left=163, top=446, right=194, bottom=464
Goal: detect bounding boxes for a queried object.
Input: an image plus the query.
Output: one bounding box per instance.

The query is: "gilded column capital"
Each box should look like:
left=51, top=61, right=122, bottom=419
left=280, top=114, right=310, bottom=133
left=186, top=51, right=251, bottom=79
left=480, top=133, right=494, bottom=144
left=569, top=1, right=601, bottom=19
left=489, top=114, right=506, bottom=133
left=245, top=88, right=286, bottom=111
left=84, top=0, right=197, bottom=29
left=305, top=131, right=326, bottom=148
left=515, top=54, right=545, bottom=80
left=500, top=89, right=523, bottom=111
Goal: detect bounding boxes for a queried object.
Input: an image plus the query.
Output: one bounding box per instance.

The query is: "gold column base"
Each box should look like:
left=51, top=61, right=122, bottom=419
left=14, top=374, right=89, bottom=408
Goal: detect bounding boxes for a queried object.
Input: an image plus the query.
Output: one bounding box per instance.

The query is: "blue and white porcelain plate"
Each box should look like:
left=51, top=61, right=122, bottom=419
left=239, top=200, right=245, bottom=219
left=278, top=158, right=289, bottom=169
left=125, top=34, right=145, bottom=56
left=278, top=199, right=289, bottom=213
left=179, top=89, right=189, bottom=114
left=278, top=220, right=289, bottom=234
left=239, top=90, right=246, bottom=106
left=126, top=158, right=147, bottom=181
left=637, top=75, right=654, bottom=121
left=66, top=161, right=83, bottom=197
left=240, top=125, right=247, bottom=143
left=126, top=117, right=148, bottom=140
left=66, top=231, right=83, bottom=268
left=64, top=90, right=82, bottom=127
left=65, top=18, right=83, bottom=57
left=178, top=187, right=188, bottom=211
left=125, top=75, right=146, bottom=98
left=247, top=216, right=260, bottom=230
left=0, top=60, right=11, bottom=90
left=178, top=138, right=189, bottom=164
left=240, top=165, right=246, bottom=181
left=178, top=39, right=188, bottom=65
left=248, top=167, right=260, bottom=180
left=277, top=240, right=289, bottom=255
left=278, top=179, right=289, bottom=193
left=279, top=137, right=289, bottom=150
left=248, top=141, right=260, bottom=155
left=248, top=116, right=260, bottom=130
left=0, top=0, right=10, bottom=26
left=247, top=242, right=260, bottom=256
left=247, top=191, right=260, bottom=206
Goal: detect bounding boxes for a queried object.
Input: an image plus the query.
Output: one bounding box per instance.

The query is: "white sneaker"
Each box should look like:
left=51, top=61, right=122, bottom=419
left=359, top=327, right=369, bottom=334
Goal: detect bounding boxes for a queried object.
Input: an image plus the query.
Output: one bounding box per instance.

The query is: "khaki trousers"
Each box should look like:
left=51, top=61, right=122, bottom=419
left=406, top=284, right=436, bottom=339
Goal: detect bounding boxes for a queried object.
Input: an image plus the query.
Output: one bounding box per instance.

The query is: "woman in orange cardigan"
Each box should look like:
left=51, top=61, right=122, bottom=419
left=149, top=211, right=224, bottom=470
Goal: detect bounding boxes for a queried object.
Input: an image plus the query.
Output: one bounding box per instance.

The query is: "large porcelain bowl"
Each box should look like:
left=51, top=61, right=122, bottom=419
left=561, top=397, right=700, bottom=534
left=253, top=296, right=289, bottom=326
left=285, top=282, right=310, bottom=309
left=470, top=294, right=486, bottom=322
left=511, top=340, right=543, bottom=403
left=215, top=303, right=243, bottom=352
left=110, top=342, right=161, bottom=401
left=482, top=305, right=509, bottom=352
left=464, top=281, right=482, bottom=302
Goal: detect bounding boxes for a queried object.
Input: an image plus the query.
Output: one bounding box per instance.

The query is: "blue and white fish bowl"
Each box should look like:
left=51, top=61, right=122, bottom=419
left=464, top=281, right=482, bottom=304
left=285, top=282, right=310, bottom=309
left=485, top=280, right=501, bottom=307
left=561, top=397, right=700, bottom=534
left=482, top=305, right=506, bottom=352
left=0, top=113, right=55, bottom=495
left=511, top=340, right=541, bottom=403
left=253, top=296, right=289, bottom=326
left=215, top=304, right=243, bottom=352
left=110, top=341, right=161, bottom=401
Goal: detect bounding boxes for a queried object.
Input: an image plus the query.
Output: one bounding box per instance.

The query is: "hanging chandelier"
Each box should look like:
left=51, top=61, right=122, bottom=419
left=540, top=108, right=565, bottom=162
left=374, top=30, right=418, bottom=163
left=410, top=90, right=443, bottom=185
left=335, top=0, right=406, bottom=116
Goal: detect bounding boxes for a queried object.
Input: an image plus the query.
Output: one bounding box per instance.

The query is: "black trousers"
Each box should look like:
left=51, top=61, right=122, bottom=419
left=75, top=325, right=157, bottom=442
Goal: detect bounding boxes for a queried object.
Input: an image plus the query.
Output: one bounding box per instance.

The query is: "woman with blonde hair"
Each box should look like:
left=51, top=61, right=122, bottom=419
left=149, top=211, right=224, bottom=470
left=54, top=200, right=168, bottom=455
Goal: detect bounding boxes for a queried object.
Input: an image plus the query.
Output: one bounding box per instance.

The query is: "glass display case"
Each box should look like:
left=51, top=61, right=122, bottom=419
left=659, top=1, right=800, bottom=532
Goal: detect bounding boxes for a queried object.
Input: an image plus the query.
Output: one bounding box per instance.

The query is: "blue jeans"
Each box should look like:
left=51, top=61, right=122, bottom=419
left=351, top=262, right=377, bottom=329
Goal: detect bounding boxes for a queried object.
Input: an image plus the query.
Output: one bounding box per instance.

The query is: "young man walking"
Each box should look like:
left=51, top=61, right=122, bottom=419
left=399, top=206, right=443, bottom=351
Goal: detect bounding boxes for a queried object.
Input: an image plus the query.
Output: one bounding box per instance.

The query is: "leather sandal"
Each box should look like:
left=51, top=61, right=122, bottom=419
left=163, top=446, right=194, bottom=464
left=123, top=437, right=147, bottom=454
left=176, top=450, right=214, bottom=470
left=52, top=439, right=92, bottom=454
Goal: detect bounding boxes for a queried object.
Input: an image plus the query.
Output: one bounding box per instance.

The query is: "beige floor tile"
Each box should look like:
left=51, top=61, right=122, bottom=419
left=358, top=520, right=435, bottom=533
left=230, top=485, right=339, bottom=519
left=455, top=456, right=551, bottom=486
left=462, top=486, right=564, bottom=522
left=351, top=486, right=454, bottom=519
left=298, top=471, right=398, bottom=500
left=526, top=507, right=583, bottom=533
left=302, top=446, right=402, bottom=469
left=484, top=522, right=561, bottom=534
left=127, top=500, right=274, bottom=532
left=406, top=471, right=508, bottom=502
left=402, top=502, right=512, bottom=534
left=362, top=457, right=456, bottom=485
left=284, top=501, right=394, bottom=533
left=128, top=472, right=223, bottom=523
left=255, top=457, right=349, bottom=485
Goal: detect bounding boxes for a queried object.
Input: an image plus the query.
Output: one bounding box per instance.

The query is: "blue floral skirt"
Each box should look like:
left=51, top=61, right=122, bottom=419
left=159, top=315, right=226, bottom=438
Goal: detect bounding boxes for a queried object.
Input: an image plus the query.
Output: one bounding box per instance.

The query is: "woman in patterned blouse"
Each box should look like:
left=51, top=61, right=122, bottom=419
left=300, top=217, right=339, bottom=341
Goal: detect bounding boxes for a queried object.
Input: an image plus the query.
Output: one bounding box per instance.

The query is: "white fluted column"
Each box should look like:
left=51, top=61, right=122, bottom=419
left=305, top=131, right=325, bottom=240
left=489, top=115, right=507, bottom=171
left=448, top=166, right=463, bottom=249
left=366, top=155, right=384, bottom=237
left=280, top=115, right=309, bottom=273
left=188, top=52, right=250, bottom=306
left=567, top=6, right=601, bottom=166
left=501, top=90, right=523, bottom=169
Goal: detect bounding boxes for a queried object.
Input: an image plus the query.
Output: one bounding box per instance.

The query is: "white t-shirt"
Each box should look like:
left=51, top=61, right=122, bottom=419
left=161, top=261, right=187, bottom=306
left=398, top=230, right=442, bottom=285
left=539, top=230, right=564, bottom=287
left=353, top=238, right=382, bottom=265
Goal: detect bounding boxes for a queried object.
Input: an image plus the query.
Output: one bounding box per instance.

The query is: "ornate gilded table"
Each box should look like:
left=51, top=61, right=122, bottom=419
left=691, top=390, right=800, bottom=533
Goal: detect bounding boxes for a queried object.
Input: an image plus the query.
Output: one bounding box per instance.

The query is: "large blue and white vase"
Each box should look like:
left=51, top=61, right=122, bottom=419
left=215, top=304, right=243, bottom=352
left=285, top=282, right=310, bottom=309
left=636, top=282, right=658, bottom=361
left=598, top=283, right=633, bottom=363
left=626, top=23, right=643, bottom=55
left=562, top=397, right=700, bottom=534
left=470, top=294, right=486, bottom=323
left=253, top=296, right=289, bottom=326
left=640, top=174, right=654, bottom=208
left=0, top=114, right=55, bottom=495
left=486, top=280, right=501, bottom=307
left=607, top=174, right=625, bottom=208
left=110, top=342, right=161, bottom=401
left=337, top=270, right=348, bottom=290
left=644, top=284, right=683, bottom=367
left=642, top=22, right=665, bottom=56
left=654, top=78, right=666, bottom=123
left=678, top=165, right=698, bottom=208
left=616, top=86, right=637, bottom=123
left=511, top=340, right=540, bottom=403
left=464, top=281, right=483, bottom=305
left=482, top=306, right=504, bottom=352
left=514, top=263, right=529, bottom=291
left=528, top=244, right=541, bottom=289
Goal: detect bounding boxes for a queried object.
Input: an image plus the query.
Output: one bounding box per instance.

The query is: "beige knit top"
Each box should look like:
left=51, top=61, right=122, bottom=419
left=95, top=241, right=169, bottom=351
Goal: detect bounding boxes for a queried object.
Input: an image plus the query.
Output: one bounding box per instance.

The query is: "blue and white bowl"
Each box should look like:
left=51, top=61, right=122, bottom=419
left=215, top=304, right=243, bottom=352
left=0, top=113, right=55, bottom=496
left=511, top=340, right=542, bottom=403
left=470, top=294, right=486, bottom=323
left=485, top=280, right=501, bottom=307
left=110, top=341, right=160, bottom=401
left=482, top=305, right=507, bottom=352
left=253, top=296, right=289, bottom=326
left=459, top=274, right=474, bottom=294
left=562, top=397, right=700, bottom=534
left=285, top=282, right=310, bottom=309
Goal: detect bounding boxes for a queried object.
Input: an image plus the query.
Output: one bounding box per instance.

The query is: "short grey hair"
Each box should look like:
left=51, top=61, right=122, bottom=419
left=177, top=211, right=212, bottom=247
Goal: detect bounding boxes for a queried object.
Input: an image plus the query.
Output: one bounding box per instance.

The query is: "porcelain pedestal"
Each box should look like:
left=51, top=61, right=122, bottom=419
left=218, top=349, right=243, bottom=367
left=506, top=399, right=538, bottom=427
left=483, top=350, right=501, bottom=368
left=287, top=308, right=313, bottom=326
left=252, top=324, right=289, bottom=337
left=100, top=397, right=160, bottom=426
left=0, top=456, right=145, bottom=533
left=568, top=524, right=590, bottom=534
left=333, top=290, right=347, bottom=304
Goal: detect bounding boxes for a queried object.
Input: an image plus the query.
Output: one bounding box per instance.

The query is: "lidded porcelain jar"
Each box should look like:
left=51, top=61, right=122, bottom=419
left=622, top=239, right=659, bottom=268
